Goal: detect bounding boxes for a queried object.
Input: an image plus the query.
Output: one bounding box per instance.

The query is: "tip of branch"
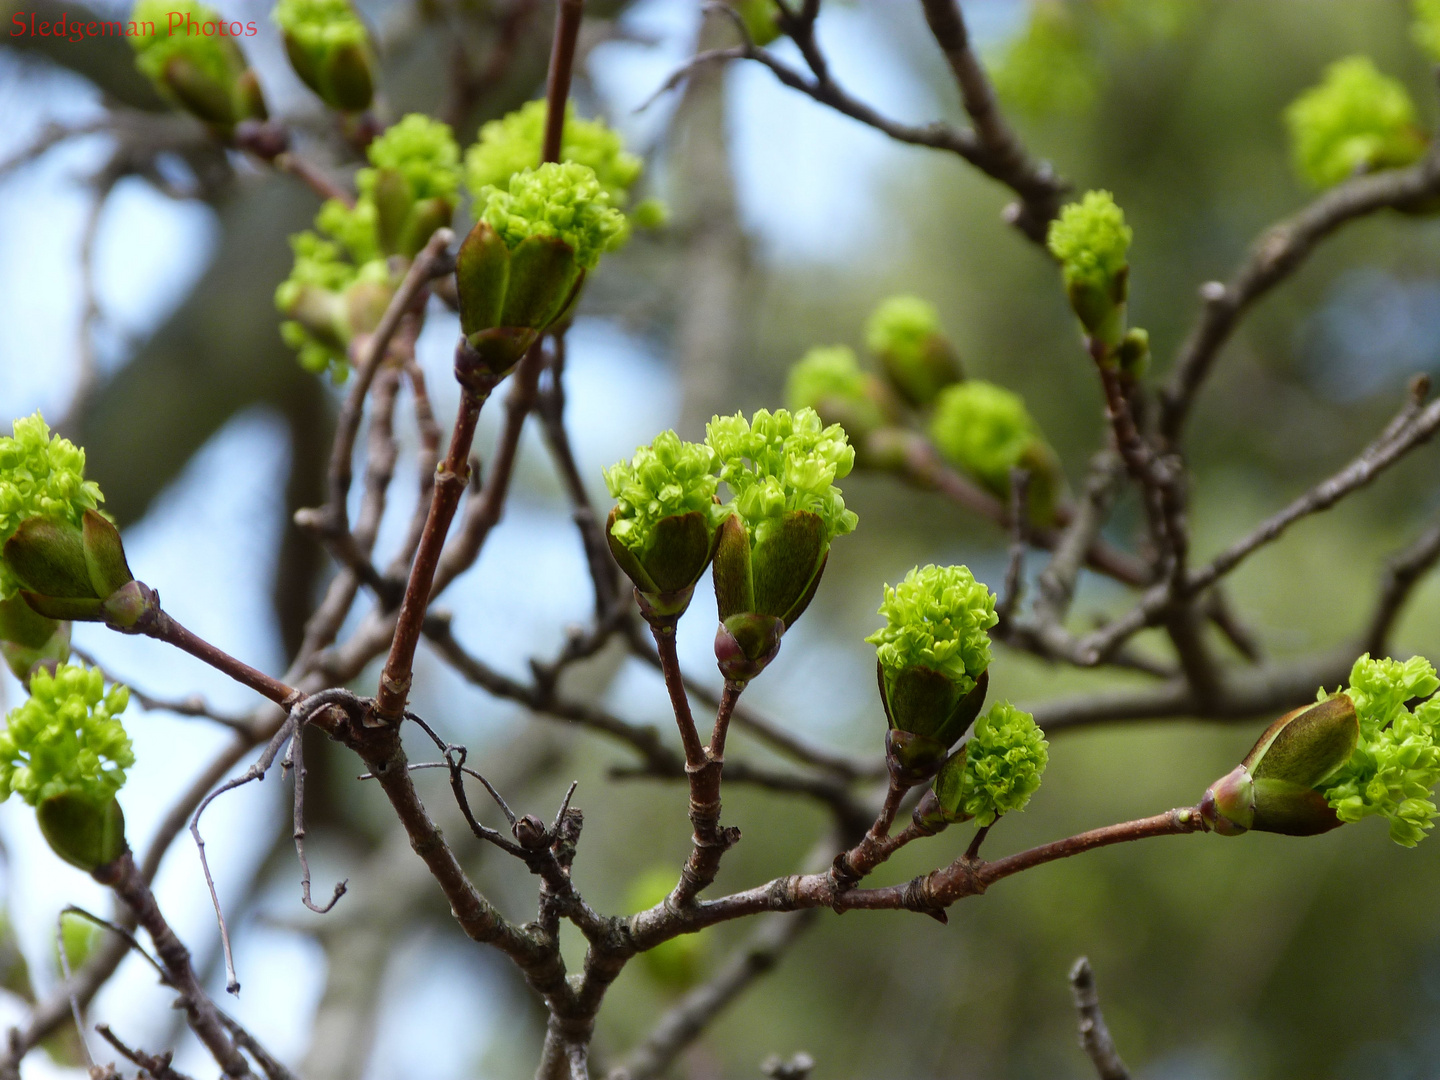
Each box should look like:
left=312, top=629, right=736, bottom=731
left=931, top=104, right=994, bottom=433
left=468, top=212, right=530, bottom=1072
left=1069, top=955, right=1094, bottom=988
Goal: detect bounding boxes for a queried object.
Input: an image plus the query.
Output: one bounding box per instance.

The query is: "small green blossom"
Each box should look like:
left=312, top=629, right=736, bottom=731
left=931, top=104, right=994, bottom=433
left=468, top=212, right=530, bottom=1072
left=314, top=199, right=382, bottom=265
left=273, top=0, right=372, bottom=111
left=1284, top=57, right=1426, bottom=189
left=706, top=408, right=858, bottom=548
left=274, top=232, right=390, bottom=380
left=0, top=663, right=132, bottom=809
left=786, top=346, right=888, bottom=438
left=866, top=296, right=939, bottom=362
left=130, top=0, right=264, bottom=129
left=1047, top=190, right=1132, bottom=293
left=1320, top=654, right=1440, bottom=846
left=928, top=381, right=1039, bottom=495
left=465, top=101, right=643, bottom=207
left=359, top=113, right=462, bottom=206
left=604, top=433, right=726, bottom=557
left=866, top=564, right=997, bottom=692
left=478, top=162, right=627, bottom=270
left=1416, top=0, right=1440, bottom=61
left=0, top=415, right=104, bottom=601
left=273, top=0, right=367, bottom=54
left=957, top=701, right=1048, bottom=826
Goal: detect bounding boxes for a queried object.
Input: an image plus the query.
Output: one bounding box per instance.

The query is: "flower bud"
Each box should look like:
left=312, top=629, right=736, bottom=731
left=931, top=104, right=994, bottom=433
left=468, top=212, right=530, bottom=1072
left=604, top=433, right=727, bottom=618
left=1047, top=190, right=1132, bottom=348
left=785, top=345, right=898, bottom=453
left=865, top=296, right=962, bottom=407
left=1203, top=696, right=1358, bottom=837
left=130, top=0, right=268, bottom=136
left=359, top=115, right=461, bottom=258
left=928, top=382, right=1064, bottom=527
left=274, top=0, right=376, bottom=113
left=1116, top=327, right=1150, bottom=380
left=464, top=101, right=646, bottom=243
left=4, top=511, right=143, bottom=628
left=457, top=163, right=625, bottom=379
left=730, top=0, right=781, bottom=45
left=867, top=564, right=997, bottom=771
left=705, top=409, right=858, bottom=681
left=36, top=793, right=127, bottom=873
left=1284, top=56, right=1427, bottom=190
left=1, top=663, right=133, bottom=869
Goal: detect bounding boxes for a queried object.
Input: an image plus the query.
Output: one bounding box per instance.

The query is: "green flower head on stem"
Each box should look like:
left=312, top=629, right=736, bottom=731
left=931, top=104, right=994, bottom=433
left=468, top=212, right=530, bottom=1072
left=865, top=295, right=962, bottom=406
left=0, top=663, right=132, bottom=870
left=1046, top=190, right=1132, bottom=346
left=928, top=381, right=1062, bottom=526
left=786, top=346, right=893, bottom=448
left=273, top=0, right=374, bottom=112
left=604, top=433, right=727, bottom=615
left=478, top=161, right=626, bottom=270
left=949, top=701, right=1048, bottom=827
left=359, top=114, right=462, bottom=258
left=868, top=564, right=996, bottom=787
left=456, top=162, right=626, bottom=377
left=465, top=100, right=643, bottom=209
left=130, top=0, right=266, bottom=133
left=1319, top=654, right=1440, bottom=847
left=1284, top=57, right=1426, bottom=190
left=275, top=231, right=392, bottom=382
left=0, top=415, right=103, bottom=602
left=1415, top=0, right=1440, bottom=62
left=705, top=408, right=857, bottom=680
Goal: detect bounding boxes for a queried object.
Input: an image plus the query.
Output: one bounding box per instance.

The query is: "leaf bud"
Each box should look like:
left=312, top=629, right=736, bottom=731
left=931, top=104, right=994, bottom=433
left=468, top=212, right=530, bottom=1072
left=865, top=295, right=963, bottom=407
left=1046, top=190, right=1132, bottom=347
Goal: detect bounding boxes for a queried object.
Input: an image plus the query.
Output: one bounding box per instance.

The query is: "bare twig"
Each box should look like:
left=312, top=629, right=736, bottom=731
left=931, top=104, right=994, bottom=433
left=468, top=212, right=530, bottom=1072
left=607, top=912, right=818, bottom=1080
left=1079, top=393, right=1440, bottom=662
left=95, top=1025, right=196, bottom=1080
left=1161, top=148, right=1440, bottom=442
left=1068, top=958, right=1131, bottom=1080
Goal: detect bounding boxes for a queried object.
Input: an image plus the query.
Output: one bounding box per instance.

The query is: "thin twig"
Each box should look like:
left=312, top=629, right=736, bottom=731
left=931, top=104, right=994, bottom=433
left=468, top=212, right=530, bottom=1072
left=1068, top=958, right=1131, bottom=1080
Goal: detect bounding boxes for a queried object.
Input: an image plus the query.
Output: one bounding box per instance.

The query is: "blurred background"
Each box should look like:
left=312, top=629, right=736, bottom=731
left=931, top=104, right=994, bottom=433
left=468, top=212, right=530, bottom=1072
left=3, top=1, right=1440, bottom=1077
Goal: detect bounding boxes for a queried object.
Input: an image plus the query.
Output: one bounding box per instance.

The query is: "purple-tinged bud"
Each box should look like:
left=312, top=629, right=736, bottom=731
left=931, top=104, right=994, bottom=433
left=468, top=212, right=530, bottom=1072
left=1200, top=764, right=1255, bottom=836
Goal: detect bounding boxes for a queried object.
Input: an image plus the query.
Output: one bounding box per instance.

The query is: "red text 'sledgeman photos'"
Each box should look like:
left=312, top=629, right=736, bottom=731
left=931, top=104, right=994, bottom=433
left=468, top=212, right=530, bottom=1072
left=11, top=11, right=259, bottom=40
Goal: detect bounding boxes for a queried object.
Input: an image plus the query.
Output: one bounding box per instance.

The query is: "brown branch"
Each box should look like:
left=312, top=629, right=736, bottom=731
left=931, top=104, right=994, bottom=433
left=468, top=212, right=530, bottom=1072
left=94, top=853, right=252, bottom=1078
left=1079, top=392, right=1440, bottom=663
left=1363, top=517, right=1440, bottom=655
left=606, top=911, right=818, bottom=1080
left=96, top=1025, right=196, bottom=1080
left=273, top=152, right=354, bottom=206
left=1068, top=958, right=1131, bottom=1080
left=915, top=0, right=1067, bottom=241
left=137, top=609, right=301, bottom=708
left=1160, top=147, right=1440, bottom=442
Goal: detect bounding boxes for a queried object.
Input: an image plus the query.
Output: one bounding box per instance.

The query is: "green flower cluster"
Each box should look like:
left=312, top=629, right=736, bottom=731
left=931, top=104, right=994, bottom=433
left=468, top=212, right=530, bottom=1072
left=950, top=701, right=1048, bottom=826
left=275, top=232, right=390, bottom=379
left=1047, top=189, right=1131, bottom=293
left=1319, top=654, right=1440, bottom=847
left=866, top=564, right=996, bottom=693
left=0, top=415, right=103, bottom=601
left=866, top=296, right=939, bottom=368
left=478, top=162, right=627, bottom=271
left=272, top=0, right=373, bottom=112
left=359, top=113, right=462, bottom=207
left=785, top=346, right=889, bottom=440
left=1416, top=0, right=1440, bottom=61
left=0, top=664, right=132, bottom=809
left=130, top=0, right=265, bottom=132
left=706, top=407, right=858, bottom=548
left=928, top=381, right=1037, bottom=494
left=1284, top=57, right=1426, bottom=189
left=465, top=101, right=643, bottom=207
left=731, top=0, right=781, bottom=45
left=604, top=433, right=726, bottom=558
